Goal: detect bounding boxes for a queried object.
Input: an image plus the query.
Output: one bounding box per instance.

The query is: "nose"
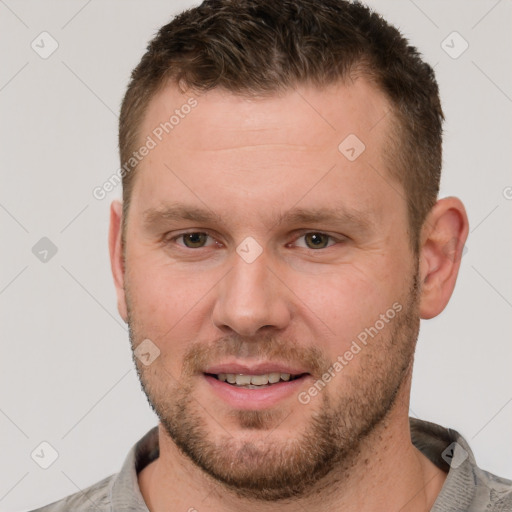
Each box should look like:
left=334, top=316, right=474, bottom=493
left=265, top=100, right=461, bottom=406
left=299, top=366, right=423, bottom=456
left=211, top=246, right=291, bottom=337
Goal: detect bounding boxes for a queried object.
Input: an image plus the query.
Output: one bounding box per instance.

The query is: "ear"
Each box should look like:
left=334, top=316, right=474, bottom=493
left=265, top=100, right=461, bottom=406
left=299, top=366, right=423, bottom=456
left=108, top=200, right=128, bottom=323
left=418, top=197, right=469, bottom=319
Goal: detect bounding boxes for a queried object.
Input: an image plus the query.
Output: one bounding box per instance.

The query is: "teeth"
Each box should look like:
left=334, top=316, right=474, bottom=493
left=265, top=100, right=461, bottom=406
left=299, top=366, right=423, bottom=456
left=268, top=372, right=281, bottom=383
left=235, top=374, right=252, bottom=386
left=216, top=372, right=298, bottom=386
left=250, top=374, right=269, bottom=385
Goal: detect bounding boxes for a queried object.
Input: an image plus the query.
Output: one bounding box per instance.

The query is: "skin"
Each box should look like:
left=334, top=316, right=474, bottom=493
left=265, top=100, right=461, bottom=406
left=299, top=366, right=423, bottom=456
left=109, top=79, right=469, bottom=511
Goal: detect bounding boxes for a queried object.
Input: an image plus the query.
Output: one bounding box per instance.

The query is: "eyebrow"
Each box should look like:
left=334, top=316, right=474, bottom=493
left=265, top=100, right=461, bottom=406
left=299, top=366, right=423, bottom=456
left=142, top=203, right=376, bottom=233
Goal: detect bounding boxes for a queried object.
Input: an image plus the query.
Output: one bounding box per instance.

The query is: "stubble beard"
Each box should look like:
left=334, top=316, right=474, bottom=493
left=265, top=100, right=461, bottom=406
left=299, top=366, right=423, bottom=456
left=127, top=272, right=420, bottom=501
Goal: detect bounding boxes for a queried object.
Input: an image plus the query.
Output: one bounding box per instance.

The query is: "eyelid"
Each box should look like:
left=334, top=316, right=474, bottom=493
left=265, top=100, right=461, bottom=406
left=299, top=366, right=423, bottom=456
left=165, top=230, right=345, bottom=249
left=166, top=230, right=219, bottom=248
left=289, top=230, right=343, bottom=249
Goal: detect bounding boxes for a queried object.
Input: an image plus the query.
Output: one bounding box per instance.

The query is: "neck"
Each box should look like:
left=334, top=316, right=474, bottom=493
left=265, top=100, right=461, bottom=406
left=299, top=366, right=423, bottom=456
left=138, top=380, right=447, bottom=512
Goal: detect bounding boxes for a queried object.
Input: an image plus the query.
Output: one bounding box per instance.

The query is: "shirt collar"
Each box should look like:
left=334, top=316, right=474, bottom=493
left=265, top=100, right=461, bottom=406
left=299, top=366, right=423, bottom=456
left=107, top=418, right=477, bottom=511
left=410, top=417, right=477, bottom=511
left=109, top=425, right=159, bottom=511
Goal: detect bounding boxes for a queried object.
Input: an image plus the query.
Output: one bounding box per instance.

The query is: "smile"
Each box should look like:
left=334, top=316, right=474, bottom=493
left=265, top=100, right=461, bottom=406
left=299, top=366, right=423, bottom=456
left=206, top=372, right=305, bottom=388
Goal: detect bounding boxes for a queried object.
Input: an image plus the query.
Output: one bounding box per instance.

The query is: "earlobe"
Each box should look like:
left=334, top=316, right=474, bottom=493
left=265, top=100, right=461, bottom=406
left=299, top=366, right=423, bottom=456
left=108, top=200, right=128, bottom=323
left=418, top=197, right=469, bottom=319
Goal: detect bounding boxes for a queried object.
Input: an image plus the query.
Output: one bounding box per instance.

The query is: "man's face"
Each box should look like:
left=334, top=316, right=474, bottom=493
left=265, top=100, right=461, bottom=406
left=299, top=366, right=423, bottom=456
left=120, top=81, right=420, bottom=499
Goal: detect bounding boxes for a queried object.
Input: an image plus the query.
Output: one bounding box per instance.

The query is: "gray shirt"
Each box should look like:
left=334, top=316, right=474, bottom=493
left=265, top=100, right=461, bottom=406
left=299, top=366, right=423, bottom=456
left=28, top=417, right=512, bottom=511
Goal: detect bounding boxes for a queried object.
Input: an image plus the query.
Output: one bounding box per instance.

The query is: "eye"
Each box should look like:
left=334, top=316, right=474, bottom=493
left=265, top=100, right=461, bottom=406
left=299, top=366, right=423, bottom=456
left=293, top=232, right=338, bottom=250
left=173, top=232, right=215, bottom=249
left=168, top=231, right=341, bottom=251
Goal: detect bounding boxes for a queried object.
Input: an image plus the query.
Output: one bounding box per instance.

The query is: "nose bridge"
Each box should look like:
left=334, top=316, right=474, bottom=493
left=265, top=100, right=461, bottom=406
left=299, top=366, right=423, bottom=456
left=212, top=245, right=290, bottom=336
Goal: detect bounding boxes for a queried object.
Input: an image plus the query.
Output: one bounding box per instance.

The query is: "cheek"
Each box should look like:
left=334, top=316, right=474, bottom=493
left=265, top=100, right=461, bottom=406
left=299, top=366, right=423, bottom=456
left=296, top=265, right=400, bottom=348
left=129, top=269, right=176, bottom=313
left=128, top=243, right=193, bottom=304
left=126, top=273, right=199, bottom=374
left=125, top=254, right=220, bottom=347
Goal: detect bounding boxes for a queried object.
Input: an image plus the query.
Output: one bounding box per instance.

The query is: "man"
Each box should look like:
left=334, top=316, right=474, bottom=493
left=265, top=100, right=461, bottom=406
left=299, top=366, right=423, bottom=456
left=30, top=0, right=511, bottom=510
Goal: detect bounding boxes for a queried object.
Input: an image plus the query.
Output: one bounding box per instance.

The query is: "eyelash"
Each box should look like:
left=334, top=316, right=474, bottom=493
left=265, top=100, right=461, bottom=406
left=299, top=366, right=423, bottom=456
left=166, top=231, right=342, bottom=250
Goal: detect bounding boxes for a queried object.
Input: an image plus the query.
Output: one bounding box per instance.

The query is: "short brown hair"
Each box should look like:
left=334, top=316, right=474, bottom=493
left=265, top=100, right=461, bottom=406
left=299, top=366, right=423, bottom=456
left=119, top=0, right=443, bottom=253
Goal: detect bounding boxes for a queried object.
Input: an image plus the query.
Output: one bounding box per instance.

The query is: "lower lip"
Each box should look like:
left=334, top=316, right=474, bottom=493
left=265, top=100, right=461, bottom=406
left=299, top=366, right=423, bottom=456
left=203, top=374, right=309, bottom=409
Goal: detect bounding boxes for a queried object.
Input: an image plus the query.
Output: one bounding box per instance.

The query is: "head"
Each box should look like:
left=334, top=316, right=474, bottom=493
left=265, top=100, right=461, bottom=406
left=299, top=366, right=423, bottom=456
left=109, top=0, right=468, bottom=501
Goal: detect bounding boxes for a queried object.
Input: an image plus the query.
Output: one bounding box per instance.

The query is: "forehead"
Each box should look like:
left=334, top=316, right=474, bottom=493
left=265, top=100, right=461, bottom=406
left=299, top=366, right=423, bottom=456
left=130, top=79, right=403, bottom=231
left=142, top=79, right=391, bottom=154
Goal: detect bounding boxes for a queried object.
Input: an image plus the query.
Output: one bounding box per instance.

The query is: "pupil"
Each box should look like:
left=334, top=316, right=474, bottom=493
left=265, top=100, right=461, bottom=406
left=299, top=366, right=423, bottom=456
left=185, top=233, right=206, bottom=247
left=306, top=233, right=327, bottom=248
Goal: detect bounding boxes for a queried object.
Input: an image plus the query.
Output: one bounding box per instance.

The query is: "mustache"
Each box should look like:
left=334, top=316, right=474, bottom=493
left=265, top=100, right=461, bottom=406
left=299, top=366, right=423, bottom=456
left=182, top=333, right=331, bottom=377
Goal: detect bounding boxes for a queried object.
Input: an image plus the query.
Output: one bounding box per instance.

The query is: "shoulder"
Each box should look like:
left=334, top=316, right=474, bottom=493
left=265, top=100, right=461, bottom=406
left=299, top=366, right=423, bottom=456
left=410, top=417, right=512, bottom=511
left=26, top=473, right=114, bottom=512
left=473, top=465, right=512, bottom=511
left=26, top=426, right=158, bottom=512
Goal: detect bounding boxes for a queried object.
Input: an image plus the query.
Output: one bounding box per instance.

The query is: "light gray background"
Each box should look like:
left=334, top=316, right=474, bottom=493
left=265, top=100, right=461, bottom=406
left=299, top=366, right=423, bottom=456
left=1, top=1, right=511, bottom=510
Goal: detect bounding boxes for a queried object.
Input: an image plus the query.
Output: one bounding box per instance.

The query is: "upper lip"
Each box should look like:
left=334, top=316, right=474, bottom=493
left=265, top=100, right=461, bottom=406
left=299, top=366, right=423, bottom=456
left=204, top=362, right=309, bottom=376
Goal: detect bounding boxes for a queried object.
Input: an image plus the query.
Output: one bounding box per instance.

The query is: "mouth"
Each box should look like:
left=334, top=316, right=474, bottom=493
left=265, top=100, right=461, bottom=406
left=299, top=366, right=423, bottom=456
left=202, top=363, right=312, bottom=409
left=205, top=372, right=308, bottom=389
